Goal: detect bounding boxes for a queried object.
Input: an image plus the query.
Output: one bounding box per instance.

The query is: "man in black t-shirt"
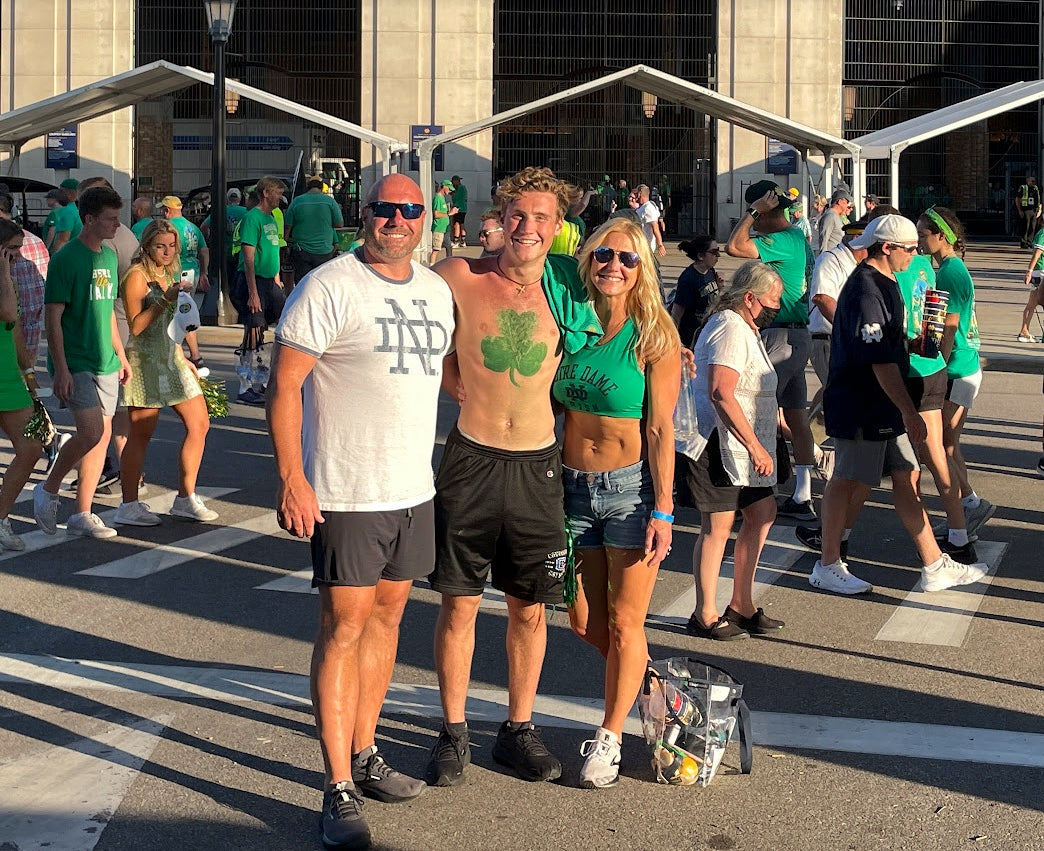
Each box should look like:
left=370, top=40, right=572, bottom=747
left=811, top=215, right=987, bottom=597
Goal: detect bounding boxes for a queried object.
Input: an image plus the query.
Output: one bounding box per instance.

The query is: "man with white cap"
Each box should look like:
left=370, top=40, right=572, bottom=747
left=812, top=214, right=988, bottom=595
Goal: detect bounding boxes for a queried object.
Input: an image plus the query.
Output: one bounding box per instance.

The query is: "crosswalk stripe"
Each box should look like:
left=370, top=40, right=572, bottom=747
left=4, top=653, right=1043, bottom=769
left=0, top=712, right=173, bottom=851
left=255, top=568, right=317, bottom=594
left=2, top=486, right=238, bottom=562
left=78, top=510, right=282, bottom=579
left=874, top=541, right=1006, bottom=646
left=646, top=527, right=804, bottom=628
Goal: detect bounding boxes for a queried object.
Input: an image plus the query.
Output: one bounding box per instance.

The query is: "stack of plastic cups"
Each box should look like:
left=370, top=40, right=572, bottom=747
left=920, top=288, right=949, bottom=359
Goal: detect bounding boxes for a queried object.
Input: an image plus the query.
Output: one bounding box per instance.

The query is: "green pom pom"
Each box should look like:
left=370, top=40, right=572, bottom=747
left=198, top=377, right=230, bottom=418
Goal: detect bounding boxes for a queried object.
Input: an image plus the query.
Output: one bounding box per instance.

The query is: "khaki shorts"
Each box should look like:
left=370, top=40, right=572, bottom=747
left=431, top=230, right=446, bottom=251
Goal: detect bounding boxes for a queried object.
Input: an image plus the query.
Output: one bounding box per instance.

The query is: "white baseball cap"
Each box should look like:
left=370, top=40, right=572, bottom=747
left=848, top=214, right=918, bottom=250
left=167, top=292, right=201, bottom=344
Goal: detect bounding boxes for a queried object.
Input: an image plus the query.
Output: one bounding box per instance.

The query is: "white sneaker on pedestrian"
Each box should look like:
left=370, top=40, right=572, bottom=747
left=170, top=493, right=219, bottom=522
left=33, top=482, right=60, bottom=535
left=920, top=553, right=988, bottom=593
left=578, top=727, right=621, bottom=789
left=0, top=517, right=25, bottom=551
left=809, top=559, right=873, bottom=595
left=66, top=512, right=118, bottom=539
left=113, top=501, right=162, bottom=526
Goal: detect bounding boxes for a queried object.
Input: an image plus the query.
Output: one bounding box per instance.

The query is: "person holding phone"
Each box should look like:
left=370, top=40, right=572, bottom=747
left=113, top=219, right=216, bottom=527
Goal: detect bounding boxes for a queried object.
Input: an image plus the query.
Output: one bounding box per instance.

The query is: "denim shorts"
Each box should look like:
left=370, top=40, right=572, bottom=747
left=564, top=460, right=655, bottom=551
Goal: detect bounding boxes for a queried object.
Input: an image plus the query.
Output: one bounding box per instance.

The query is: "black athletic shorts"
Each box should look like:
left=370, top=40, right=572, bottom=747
left=231, top=270, right=286, bottom=328
left=905, top=367, right=947, bottom=413
left=311, top=500, right=435, bottom=587
left=684, top=430, right=774, bottom=514
left=431, top=427, right=567, bottom=604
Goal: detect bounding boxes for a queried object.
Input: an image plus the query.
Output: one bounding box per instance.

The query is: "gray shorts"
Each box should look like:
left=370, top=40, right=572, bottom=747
left=810, top=336, right=830, bottom=386
left=834, top=430, right=919, bottom=487
left=762, top=326, right=811, bottom=409
left=310, top=500, right=435, bottom=587
left=69, top=371, right=120, bottom=416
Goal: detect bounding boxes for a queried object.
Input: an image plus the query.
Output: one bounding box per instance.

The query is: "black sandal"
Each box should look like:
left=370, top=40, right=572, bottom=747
left=685, top=613, right=749, bottom=641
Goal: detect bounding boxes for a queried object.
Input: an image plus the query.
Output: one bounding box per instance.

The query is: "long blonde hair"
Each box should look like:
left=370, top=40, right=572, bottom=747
left=129, top=219, right=182, bottom=283
left=577, top=217, right=679, bottom=365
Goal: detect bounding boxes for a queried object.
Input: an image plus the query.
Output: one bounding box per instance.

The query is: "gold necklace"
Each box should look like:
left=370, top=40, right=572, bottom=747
left=496, top=258, right=541, bottom=295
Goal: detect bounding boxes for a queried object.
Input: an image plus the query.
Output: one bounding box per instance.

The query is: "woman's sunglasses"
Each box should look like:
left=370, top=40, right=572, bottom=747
left=366, top=201, right=425, bottom=220
left=591, top=246, right=640, bottom=268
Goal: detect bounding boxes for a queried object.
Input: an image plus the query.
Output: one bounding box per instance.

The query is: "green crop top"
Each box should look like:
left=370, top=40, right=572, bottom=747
left=552, top=317, right=645, bottom=418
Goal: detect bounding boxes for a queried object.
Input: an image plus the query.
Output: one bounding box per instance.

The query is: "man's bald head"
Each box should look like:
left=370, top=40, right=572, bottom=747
left=364, top=173, right=424, bottom=207
left=132, top=197, right=153, bottom=220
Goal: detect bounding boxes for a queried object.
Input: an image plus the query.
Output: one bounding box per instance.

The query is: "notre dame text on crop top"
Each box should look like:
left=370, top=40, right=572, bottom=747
left=551, top=317, right=645, bottom=418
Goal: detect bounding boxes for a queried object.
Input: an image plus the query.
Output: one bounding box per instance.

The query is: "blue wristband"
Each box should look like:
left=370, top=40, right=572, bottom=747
left=651, top=510, right=674, bottom=524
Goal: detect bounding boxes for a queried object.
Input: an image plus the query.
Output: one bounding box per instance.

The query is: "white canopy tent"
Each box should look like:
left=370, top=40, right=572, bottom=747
left=0, top=60, right=408, bottom=176
left=847, top=78, right=1044, bottom=211
left=415, top=63, right=860, bottom=255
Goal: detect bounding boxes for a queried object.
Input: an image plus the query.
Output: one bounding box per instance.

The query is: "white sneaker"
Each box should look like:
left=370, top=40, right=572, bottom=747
left=920, top=553, right=989, bottom=592
left=578, top=727, right=621, bottom=789
left=170, top=493, right=219, bottom=522
left=0, top=517, right=25, bottom=551
left=66, top=512, right=118, bottom=539
left=963, top=499, right=996, bottom=537
left=33, top=482, right=60, bottom=535
left=809, top=559, right=873, bottom=595
left=113, top=501, right=162, bottom=526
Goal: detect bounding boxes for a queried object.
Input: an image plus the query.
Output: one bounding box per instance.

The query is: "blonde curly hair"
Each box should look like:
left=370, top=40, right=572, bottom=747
left=495, top=167, right=582, bottom=220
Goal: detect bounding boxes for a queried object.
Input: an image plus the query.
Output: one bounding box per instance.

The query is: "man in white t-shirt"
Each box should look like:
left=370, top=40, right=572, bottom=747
left=632, top=184, right=666, bottom=257
left=808, top=219, right=872, bottom=419
left=268, top=173, right=454, bottom=851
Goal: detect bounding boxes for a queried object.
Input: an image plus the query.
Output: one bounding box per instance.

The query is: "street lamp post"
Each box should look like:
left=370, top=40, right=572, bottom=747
left=203, top=0, right=238, bottom=325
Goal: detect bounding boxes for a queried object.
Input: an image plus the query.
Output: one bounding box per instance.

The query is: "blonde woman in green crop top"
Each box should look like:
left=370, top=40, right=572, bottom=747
left=555, top=217, right=680, bottom=788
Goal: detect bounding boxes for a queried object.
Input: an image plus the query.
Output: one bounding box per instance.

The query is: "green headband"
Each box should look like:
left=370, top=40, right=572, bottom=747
left=924, top=207, right=957, bottom=245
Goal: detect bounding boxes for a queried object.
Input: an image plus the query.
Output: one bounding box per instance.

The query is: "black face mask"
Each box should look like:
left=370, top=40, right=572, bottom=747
left=753, top=302, right=779, bottom=329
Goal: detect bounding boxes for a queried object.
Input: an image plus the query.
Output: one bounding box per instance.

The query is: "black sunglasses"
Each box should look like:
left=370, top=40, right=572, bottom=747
left=366, top=201, right=425, bottom=220
left=591, top=246, right=640, bottom=268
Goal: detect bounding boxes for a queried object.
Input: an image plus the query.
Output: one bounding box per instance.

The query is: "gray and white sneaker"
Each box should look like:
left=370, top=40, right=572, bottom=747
left=351, top=745, right=425, bottom=803
left=963, top=499, right=996, bottom=537
left=66, top=512, right=117, bottom=539
left=578, top=727, right=621, bottom=789
left=0, top=517, right=25, bottom=551
left=113, top=501, right=162, bottom=526
left=920, top=553, right=988, bottom=593
left=33, top=482, right=60, bottom=535
left=170, top=493, right=219, bottom=522
left=809, top=559, right=872, bottom=595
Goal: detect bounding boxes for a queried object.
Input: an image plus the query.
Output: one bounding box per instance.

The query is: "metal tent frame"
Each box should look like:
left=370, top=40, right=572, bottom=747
left=415, top=63, right=860, bottom=255
left=846, top=79, right=1044, bottom=212
left=0, top=60, right=408, bottom=175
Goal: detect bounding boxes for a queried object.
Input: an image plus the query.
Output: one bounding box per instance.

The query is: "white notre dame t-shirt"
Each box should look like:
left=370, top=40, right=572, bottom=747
left=275, top=250, right=455, bottom=512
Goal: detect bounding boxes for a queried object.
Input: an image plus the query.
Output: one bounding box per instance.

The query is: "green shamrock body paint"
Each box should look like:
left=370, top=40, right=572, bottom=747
left=480, top=309, right=548, bottom=387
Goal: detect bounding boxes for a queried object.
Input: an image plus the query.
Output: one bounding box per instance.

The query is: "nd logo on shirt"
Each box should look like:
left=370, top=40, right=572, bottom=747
left=91, top=267, right=115, bottom=302
left=374, top=297, right=450, bottom=376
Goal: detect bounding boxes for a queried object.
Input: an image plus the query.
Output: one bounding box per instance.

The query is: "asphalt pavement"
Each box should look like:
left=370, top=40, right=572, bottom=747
left=1, top=239, right=1042, bottom=851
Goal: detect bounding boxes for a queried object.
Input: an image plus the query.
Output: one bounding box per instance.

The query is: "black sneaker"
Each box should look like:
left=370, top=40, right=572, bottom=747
left=777, top=497, right=817, bottom=521
left=320, top=781, right=370, bottom=850
left=795, top=525, right=849, bottom=561
left=723, top=605, right=785, bottom=634
left=98, top=463, right=120, bottom=489
left=685, top=612, right=748, bottom=641
left=935, top=535, right=979, bottom=565
left=351, top=745, right=425, bottom=803
left=491, top=721, right=562, bottom=782
left=237, top=388, right=266, bottom=406
left=425, top=728, right=470, bottom=787
left=1037, top=457, right=1044, bottom=478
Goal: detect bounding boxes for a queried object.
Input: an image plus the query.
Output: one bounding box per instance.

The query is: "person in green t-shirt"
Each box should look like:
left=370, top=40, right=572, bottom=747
left=51, top=180, right=83, bottom=254
left=916, top=206, right=995, bottom=539
left=202, top=187, right=249, bottom=290
left=160, top=196, right=210, bottom=295
left=285, top=177, right=344, bottom=282
left=429, top=180, right=457, bottom=265
left=232, top=176, right=286, bottom=407
left=34, top=185, right=130, bottom=540
left=895, top=252, right=973, bottom=558
left=42, top=190, right=63, bottom=251
left=450, top=175, right=468, bottom=247
left=727, top=180, right=823, bottom=520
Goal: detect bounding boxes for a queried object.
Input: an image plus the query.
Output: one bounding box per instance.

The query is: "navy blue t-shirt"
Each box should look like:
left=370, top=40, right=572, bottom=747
left=673, top=266, right=719, bottom=348
left=824, top=262, right=910, bottom=441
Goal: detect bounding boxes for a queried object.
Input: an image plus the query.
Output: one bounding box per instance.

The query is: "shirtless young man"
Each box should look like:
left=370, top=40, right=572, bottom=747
left=426, top=167, right=600, bottom=787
